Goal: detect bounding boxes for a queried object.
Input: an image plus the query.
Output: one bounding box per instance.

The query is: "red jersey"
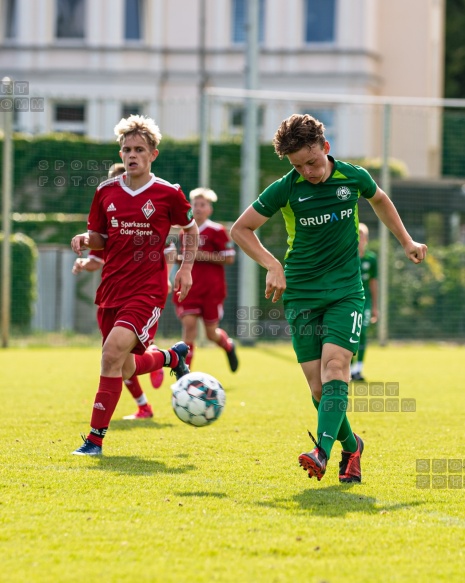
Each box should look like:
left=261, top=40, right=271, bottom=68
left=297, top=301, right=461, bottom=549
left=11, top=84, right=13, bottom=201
left=173, top=219, right=235, bottom=306
left=88, top=249, right=105, bottom=262
left=88, top=173, right=194, bottom=308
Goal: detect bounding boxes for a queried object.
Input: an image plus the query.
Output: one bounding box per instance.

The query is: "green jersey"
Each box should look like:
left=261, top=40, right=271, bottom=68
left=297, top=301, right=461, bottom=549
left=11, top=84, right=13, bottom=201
left=252, top=156, right=377, bottom=301
left=360, top=250, right=377, bottom=305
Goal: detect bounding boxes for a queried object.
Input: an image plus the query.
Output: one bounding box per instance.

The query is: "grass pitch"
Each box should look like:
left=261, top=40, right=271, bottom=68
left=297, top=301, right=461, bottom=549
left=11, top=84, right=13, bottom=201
left=1, top=342, right=464, bottom=582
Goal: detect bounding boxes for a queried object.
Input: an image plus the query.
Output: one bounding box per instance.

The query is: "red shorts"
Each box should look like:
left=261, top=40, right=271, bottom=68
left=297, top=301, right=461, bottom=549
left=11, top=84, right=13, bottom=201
left=174, top=299, right=224, bottom=324
left=97, top=297, right=162, bottom=355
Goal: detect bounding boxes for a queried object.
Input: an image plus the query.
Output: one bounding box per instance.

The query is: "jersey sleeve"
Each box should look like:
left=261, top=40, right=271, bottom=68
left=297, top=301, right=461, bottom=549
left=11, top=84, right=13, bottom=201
left=354, top=165, right=378, bottom=199
left=87, top=186, right=107, bottom=235
left=252, top=173, right=292, bottom=217
left=169, top=187, right=195, bottom=228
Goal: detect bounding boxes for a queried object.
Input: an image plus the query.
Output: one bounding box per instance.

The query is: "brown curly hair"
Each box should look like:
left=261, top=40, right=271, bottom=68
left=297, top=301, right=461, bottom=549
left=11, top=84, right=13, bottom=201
left=273, top=114, right=326, bottom=159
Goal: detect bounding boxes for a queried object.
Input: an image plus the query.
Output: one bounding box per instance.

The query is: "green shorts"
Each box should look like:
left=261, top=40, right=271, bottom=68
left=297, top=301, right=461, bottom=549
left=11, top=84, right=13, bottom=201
left=284, top=282, right=365, bottom=363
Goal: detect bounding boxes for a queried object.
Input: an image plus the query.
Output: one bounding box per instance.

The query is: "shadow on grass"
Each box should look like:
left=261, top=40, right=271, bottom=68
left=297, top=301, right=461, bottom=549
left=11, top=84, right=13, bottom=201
left=258, top=485, right=423, bottom=517
left=175, top=491, right=227, bottom=498
left=108, top=419, right=175, bottom=432
left=86, top=456, right=196, bottom=476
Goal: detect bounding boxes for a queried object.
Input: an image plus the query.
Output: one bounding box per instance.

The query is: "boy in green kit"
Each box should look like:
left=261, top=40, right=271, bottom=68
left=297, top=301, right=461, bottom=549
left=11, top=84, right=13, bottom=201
left=231, top=114, right=427, bottom=483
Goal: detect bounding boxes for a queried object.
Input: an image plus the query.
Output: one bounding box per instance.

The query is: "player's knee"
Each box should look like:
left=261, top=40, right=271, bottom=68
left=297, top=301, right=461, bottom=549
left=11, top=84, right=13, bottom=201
left=206, top=329, right=218, bottom=341
left=324, top=356, right=347, bottom=378
left=101, top=345, right=124, bottom=371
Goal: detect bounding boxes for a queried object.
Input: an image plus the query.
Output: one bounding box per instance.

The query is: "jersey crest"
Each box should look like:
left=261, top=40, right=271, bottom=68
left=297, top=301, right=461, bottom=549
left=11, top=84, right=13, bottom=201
left=142, top=200, right=156, bottom=219
left=336, top=186, right=351, bottom=200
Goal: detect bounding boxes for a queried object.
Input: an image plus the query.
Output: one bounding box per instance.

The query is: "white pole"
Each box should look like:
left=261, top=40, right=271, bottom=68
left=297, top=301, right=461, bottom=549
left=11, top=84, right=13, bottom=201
left=239, top=0, right=260, bottom=345
left=2, top=77, right=13, bottom=348
left=199, top=92, right=210, bottom=188
left=198, top=0, right=210, bottom=188
left=378, top=103, right=391, bottom=347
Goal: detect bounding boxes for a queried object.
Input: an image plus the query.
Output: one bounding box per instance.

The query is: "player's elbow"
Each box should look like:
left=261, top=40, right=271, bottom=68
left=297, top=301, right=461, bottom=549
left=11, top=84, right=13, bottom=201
left=230, top=221, right=246, bottom=245
left=229, top=222, right=238, bottom=242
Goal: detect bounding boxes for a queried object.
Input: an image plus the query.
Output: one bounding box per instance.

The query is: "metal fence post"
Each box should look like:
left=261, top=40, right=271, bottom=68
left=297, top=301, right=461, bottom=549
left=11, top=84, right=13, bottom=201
left=378, top=102, right=392, bottom=347
left=1, top=77, right=14, bottom=348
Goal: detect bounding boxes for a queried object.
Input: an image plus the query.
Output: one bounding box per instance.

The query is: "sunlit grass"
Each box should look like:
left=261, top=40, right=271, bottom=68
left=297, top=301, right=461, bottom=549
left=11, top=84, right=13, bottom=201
left=1, top=343, right=464, bottom=582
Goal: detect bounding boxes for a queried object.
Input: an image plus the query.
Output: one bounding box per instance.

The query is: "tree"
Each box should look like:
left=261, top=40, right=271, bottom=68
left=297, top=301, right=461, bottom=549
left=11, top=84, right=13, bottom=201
left=444, top=0, right=465, bottom=97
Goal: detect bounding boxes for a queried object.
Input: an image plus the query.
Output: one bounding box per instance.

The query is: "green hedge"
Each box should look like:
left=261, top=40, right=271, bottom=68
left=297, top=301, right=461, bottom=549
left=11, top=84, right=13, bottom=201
left=1, top=134, right=408, bottom=221
left=0, top=233, right=38, bottom=331
left=388, top=243, right=465, bottom=339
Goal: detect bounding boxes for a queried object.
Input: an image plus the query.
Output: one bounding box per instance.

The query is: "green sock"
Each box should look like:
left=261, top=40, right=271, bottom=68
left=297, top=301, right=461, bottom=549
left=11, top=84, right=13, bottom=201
left=317, top=380, right=349, bottom=459
left=312, top=393, right=357, bottom=452
left=337, top=415, right=357, bottom=453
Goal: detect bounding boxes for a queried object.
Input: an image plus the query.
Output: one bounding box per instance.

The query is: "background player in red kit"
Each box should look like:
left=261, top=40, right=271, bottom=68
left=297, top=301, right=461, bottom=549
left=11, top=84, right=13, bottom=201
left=172, top=187, right=238, bottom=372
left=70, top=114, right=199, bottom=456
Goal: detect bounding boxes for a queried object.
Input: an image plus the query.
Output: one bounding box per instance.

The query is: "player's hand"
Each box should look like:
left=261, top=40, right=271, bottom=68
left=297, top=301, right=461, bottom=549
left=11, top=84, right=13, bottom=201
left=371, top=307, right=379, bottom=324
left=265, top=263, right=286, bottom=303
left=404, top=241, right=428, bottom=264
left=72, top=258, right=88, bottom=274
left=173, top=267, right=193, bottom=302
left=71, top=233, right=90, bottom=256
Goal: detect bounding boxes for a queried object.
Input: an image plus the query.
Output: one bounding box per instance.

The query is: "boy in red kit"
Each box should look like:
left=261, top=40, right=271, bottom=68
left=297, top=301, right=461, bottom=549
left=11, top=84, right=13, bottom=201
left=70, top=115, right=199, bottom=456
left=72, top=162, right=167, bottom=420
left=172, top=187, right=238, bottom=372
left=73, top=163, right=157, bottom=418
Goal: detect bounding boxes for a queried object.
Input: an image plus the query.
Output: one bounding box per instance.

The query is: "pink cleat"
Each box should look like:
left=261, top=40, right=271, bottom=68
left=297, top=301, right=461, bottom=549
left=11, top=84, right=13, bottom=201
left=150, top=368, right=164, bottom=389
left=123, top=403, right=154, bottom=420
left=146, top=344, right=164, bottom=388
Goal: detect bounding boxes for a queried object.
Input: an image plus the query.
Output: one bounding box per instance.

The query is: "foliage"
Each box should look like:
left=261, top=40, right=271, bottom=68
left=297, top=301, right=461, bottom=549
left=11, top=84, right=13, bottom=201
left=345, top=157, right=409, bottom=180
left=0, top=232, right=37, bottom=330
left=389, top=243, right=465, bottom=338
left=442, top=110, right=465, bottom=177
left=1, top=134, right=406, bottom=221
left=442, top=0, right=465, bottom=176
left=12, top=214, right=88, bottom=244
left=444, top=0, right=465, bottom=98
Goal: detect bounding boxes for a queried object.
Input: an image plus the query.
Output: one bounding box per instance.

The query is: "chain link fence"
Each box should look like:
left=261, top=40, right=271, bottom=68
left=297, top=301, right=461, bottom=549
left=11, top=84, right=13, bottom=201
left=1, top=92, right=465, bottom=343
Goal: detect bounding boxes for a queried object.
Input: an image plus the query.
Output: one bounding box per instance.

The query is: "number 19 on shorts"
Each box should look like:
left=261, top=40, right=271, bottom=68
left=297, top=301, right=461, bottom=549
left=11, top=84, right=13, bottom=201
left=350, top=310, right=363, bottom=342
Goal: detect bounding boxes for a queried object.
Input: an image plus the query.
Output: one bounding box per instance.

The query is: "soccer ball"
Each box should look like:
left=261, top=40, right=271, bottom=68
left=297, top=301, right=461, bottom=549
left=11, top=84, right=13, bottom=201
left=171, top=372, right=226, bottom=427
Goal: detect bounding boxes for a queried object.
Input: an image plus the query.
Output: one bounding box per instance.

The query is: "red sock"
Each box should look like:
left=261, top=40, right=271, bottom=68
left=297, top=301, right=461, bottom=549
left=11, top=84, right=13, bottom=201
left=135, top=347, right=180, bottom=375
left=88, top=376, right=122, bottom=446
left=186, top=343, right=194, bottom=367
left=216, top=328, right=233, bottom=352
left=134, top=349, right=165, bottom=375
left=124, top=374, right=143, bottom=399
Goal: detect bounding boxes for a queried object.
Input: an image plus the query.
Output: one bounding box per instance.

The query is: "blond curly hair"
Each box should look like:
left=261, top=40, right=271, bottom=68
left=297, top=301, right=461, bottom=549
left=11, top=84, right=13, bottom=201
left=114, top=114, right=162, bottom=149
left=189, top=187, right=218, bottom=203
